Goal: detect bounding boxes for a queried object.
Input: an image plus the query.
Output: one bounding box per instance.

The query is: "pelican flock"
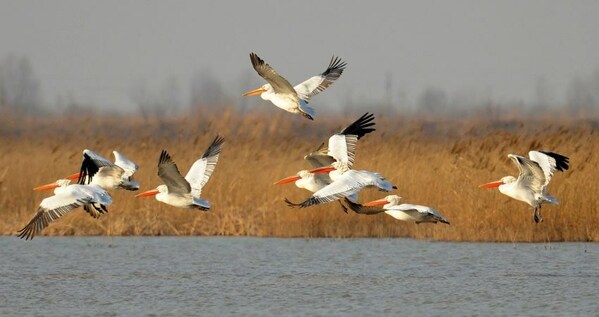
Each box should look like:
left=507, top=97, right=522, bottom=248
left=16, top=52, right=572, bottom=239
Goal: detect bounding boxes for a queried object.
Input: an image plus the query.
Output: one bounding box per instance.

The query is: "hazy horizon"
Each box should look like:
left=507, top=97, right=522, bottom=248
left=1, top=0, right=598, bottom=114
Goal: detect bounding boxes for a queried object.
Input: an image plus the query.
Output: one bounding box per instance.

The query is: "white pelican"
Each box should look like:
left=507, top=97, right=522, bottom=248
left=135, top=135, right=224, bottom=209
left=343, top=195, right=450, bottom=224
left=479, top=150, right=569, bottom=223
left=243, top=52, right=347, bottom=120
left=274, top=112, right=375, bottom=186
left=285, top=165, right=396, bottom=208
left=18, top=179, right=112, bottom=240
left=275, top=113, right=375, bottom=211
left=74, top=149, right=140, bottom=191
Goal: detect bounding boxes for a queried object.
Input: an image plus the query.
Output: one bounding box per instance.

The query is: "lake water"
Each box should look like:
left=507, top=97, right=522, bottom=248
left=0, top=237, right=597, bottom=317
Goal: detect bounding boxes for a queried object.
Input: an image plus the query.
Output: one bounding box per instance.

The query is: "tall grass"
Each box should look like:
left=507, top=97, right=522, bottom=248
left=1, top=108, right=597, bottom=241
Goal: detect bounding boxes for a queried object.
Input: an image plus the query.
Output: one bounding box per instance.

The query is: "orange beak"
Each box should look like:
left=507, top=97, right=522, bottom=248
left=135, top=189, right=159, bottom=198
left=308, top=166, right=336, bottom=174
left=479, top=180, right=503, bottom=189
left=363, top=198, right=389, bottom=207
left=66, top=172, right=82, bottom=180
left=274, top=175, right=301, bottom=185
left=242, top=87, right=267, bottom=97
left=33, top=183, right=60, bottom=191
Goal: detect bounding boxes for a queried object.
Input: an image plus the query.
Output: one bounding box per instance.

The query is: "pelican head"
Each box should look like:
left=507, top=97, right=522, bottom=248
left=135, top=184, right=167, bottom=198
left=242, top=84, right=272, bottom=99
left=33, top=179, right=71, bottom=191
left=363, top=195, right=402, bottom=208
left=479, top=176, right=516, bottom=189
left=274, top=170, right=311, bottom=185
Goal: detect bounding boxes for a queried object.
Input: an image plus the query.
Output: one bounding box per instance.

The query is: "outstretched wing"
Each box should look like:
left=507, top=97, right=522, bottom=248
left=294, top=55, right=347, bottom=102
left=508, top=154, right=546, bottom=192
left=397, top=204, right=450, bottom=224
left=17, top=186, right=94, bottom=240
left=528, top=151, right=569, bottom=188
left=304, top=142, right=337, bottom=168
left=328, top=134, right=358, bottom=168
left=249, top=52, right=296, bottom=95
left=112, top=151, right=139, bottom=178
left=185, top=135, right=225, bottom=196
left=304, top=113, right=375, bottom=169
left=291, top=171, right=371, bottom=208
left=78, top=149, right=112, bottom=185
left=339, top=112, right=376, bottom=140
left=157, top=150, right=191, bottom=195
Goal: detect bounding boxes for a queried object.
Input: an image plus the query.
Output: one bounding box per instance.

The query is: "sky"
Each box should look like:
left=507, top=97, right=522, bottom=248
left=1, top=0, right=598, bottom=113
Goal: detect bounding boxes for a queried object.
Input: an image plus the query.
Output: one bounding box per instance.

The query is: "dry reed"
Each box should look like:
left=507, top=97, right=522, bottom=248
left=0, top=108, right=597, bottom=242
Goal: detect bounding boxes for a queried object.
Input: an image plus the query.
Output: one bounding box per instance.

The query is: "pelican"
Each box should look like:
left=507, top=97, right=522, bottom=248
left=342, top=196, right=450, bottom=224
left=285, top=165, right=396, bottom=208
left=135, top=135, right=224, bottom=209
left=75, top=149, right=140, bottom=191
left=243, top=52, right=347, bottom=120
left=275, top=113, right=376, bottom=211
left=17, top=179, right=112, bottom=240
left=479, top=151, right=569, bottom=223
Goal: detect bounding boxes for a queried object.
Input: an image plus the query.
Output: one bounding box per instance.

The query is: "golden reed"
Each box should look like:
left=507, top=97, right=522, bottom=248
left=0, top=108, right=597, bottom=242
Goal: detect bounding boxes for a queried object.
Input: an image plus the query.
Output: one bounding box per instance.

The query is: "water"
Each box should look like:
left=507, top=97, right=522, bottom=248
left=0, top=237, right=597, bottom=317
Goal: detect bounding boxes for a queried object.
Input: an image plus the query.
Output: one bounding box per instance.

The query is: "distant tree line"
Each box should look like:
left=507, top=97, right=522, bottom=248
left=0, top=55, right=41, bottom=114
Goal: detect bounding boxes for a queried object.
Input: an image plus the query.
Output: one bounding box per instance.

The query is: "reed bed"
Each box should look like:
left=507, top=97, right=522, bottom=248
left=0, top=108, right=597, bottom=242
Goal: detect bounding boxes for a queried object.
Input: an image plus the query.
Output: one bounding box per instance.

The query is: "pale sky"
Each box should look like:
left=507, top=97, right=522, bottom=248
left=1, top=0, right=598, bottom=112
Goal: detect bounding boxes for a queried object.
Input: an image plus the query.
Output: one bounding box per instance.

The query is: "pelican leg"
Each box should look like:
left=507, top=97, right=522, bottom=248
left=533, top=206, right=543, bottom=223
left=337, top=200, right=348, bottom=214
left=301, top=112, right=314, bottom=120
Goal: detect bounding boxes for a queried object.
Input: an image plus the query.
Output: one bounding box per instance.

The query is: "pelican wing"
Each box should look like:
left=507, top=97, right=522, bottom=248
left=157, top=150, right=191, bottom=195
left=342, top=198, right=386, bottom=215
left=304, top=113, right=375, bottom=168
left=249, top=52, right=296, bottom=95
left=78, top=149, right=117, bottom=185
left=294, top=55, right=347, bottom=102
left=328, top=134, right=358, bottom=168
left=508, top=154, right=546, bottom=193
left=17, top=184, right=106, bottom=240
left=339, top=112, right=376, bottom=140
left=113, top=151, right=139, bottom=178
left=528, top=151, right=569, bottom=188
left=304, top=142, right=336, bottom=168
left=185, top=135, right=225, bottom=196
left=295, top=171, right=371, bottom=208
left=396, top=204, right=450, bottom=224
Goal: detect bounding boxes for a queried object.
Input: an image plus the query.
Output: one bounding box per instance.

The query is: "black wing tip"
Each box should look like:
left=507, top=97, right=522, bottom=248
left=539, top=151, right=570, bottom=171
left=328, top=55, right=348, bottom=71
left=340, top=112, right=376, bottom=139
left=202, top=135, right=225, bottom=158
left=284, top=197, right=300, bottom=208
left=284, top=197, right=317, bottom=208
left=77, top=153, right=98, bottom=185
left=159, top=149, right=173, bottom=166
left=16, top=226, right=33, bottom=240
left=250, top=52, right=264, bottom=67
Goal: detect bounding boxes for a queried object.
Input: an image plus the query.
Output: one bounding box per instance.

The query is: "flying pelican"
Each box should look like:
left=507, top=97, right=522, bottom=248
left=275, top=113, right=375, bottom=211
left=285, top=165, right=396, bottom=208
left=479, top=151, right=569, bottom=223
left=75, top=149, right=140, bottom=191
left=17, top=179, right=112, bottom=240
left=342, top=196, right=450, bottom=224
left=135, top=136, right=224, bottom=209
left=243, top=52, right=347, bottom=120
